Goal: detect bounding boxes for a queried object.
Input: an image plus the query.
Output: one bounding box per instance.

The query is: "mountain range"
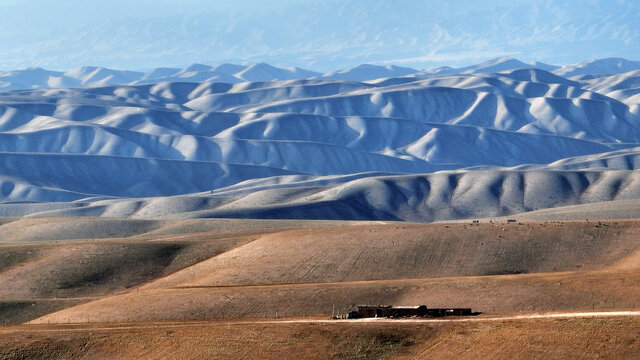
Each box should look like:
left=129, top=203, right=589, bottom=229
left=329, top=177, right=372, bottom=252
left=2, top=57, right=640, bottom=91
left=1, top=56, right=640, bottom=221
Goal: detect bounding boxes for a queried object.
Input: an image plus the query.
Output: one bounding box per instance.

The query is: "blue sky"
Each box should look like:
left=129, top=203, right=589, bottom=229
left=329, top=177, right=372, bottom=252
left=0, top=0, right=638, bottom=71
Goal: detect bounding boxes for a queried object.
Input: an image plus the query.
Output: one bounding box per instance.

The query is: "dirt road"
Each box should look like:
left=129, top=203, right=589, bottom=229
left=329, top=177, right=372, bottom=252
left=14, top=310, right=640, bottom=332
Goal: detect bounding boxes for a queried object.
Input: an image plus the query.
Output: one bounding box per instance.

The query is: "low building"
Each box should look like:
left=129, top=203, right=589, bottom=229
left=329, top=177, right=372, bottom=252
left=425, top=308, right=473, bottom=317
left=356, top=305, right=426, bottom=318
left=352, top=305, right=472, bottom=318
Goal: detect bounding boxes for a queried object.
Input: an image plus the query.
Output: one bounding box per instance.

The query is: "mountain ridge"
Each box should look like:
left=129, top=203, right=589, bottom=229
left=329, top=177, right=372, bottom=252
left=3, top=57, right=640, bottom=91
left=1, top=58, right=640, bottom=221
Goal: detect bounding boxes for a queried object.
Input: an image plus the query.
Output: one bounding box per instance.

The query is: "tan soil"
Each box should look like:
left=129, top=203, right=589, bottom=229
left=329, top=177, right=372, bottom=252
left=3, top=217, right=640, bottom=358
left=3, top=316, right=640, bottom=359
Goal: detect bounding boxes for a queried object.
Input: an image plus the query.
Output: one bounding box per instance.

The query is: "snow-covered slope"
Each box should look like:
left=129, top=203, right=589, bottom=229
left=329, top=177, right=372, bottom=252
left=458, top=57, right=557, bottom=74
left=554, top=58, right=640, bottom=77
left=419, top=57, right=560, bottom=76
left=1, top=61, right=640, bottom=220
left=0, top=67, right=146, bottom=90
left=5, top=169, right=640, bottom=221
left=320, top=64, right=419, bottom=81
left=0, top=63, right=321, bottom=90
left=3, top=57, right=640, bottom=91
left=0, top=68, right=68, bottom=90
left=570, top=70, right=640, bottom=106
left=235, top=63, right=321, bottom=82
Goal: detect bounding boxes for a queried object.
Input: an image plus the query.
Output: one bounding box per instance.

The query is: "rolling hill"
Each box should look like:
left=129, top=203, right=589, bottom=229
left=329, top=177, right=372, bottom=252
left=7, top=218, right=639, bottom=324
left=0, top=59, right=639, bottom=221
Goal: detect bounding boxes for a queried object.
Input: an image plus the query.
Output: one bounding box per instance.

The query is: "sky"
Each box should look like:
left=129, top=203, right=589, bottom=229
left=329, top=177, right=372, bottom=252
left=0, top=0, right=638, bottom=71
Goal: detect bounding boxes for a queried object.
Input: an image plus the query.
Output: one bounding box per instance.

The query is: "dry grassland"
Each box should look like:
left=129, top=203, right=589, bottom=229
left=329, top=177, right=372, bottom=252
left=2, top=217, right=640, bottom=358
left=3, top=317, right=640, bottom=359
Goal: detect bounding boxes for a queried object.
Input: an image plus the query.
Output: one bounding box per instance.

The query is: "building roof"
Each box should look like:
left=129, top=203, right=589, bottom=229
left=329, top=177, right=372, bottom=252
left=390, top=306, right=424, bottom=310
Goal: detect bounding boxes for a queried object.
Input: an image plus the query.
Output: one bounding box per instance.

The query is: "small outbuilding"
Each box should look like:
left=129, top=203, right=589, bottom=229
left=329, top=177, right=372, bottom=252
left=356, top=305, right=427, bottom=318
left=351, top=305, right=472, bottom=318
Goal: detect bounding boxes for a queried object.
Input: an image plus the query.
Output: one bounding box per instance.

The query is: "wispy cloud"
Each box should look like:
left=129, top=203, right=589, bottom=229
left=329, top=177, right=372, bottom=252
left=0, top=0, right=638, bottom=71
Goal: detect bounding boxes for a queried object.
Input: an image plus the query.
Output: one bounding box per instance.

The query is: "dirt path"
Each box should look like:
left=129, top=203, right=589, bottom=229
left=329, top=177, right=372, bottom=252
left=296, top=310, right=640, bottom=323
left=12, top=310, right=640, bottom=333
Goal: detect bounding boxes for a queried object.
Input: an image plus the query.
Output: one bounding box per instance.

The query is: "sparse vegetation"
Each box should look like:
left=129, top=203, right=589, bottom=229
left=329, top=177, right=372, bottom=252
left=2, top=318, right=640, bottom=359
left=0, top=248, right=39, bottom=272
left=3, top=217, right=640, bottom=358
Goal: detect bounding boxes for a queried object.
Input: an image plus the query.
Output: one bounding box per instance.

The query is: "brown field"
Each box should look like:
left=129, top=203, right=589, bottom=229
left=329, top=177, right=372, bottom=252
left=3, top=316, right=640, bottom=359
left=2, top=216, right=640, bottom=358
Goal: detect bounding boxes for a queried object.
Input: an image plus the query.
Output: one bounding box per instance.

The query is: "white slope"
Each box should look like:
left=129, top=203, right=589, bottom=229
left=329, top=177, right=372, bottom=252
left=418, top=57, right=559, bottom=76
left=187, top=147, right=640, bottom=198
left=0, top=67, right=69, bottom=90
left=459, top=57, right=544, bottom=74
left=212, top=63, right=248, bottom=75
left=139, top=67, right=182, bottom=81
left=320, top=64, right=419, bottom=81
left=0, top=62, right=639, bottom=220
left=0, top=152, right=302, bottom=200
left=554, top=58, right=640, bottom=77
left=0, top=63, right=322, bottom=90
left=133, top=63, right=245, bottom=84
left=7, top=169, right=640, bottom=222
left=225, top=70, right=640, bottom=144
left=497, top=199, right=640, bottom=221
left=114, top=169, right=640, bottom=221
left=532, top=147, right=640, bottom=171
left=233, top=63, right=321, bottom=82
left=527, top=61, right=560, bottom=72
left=134, top=71, right=242, bottom=85
left=63, top=67, right=144, bottom=86
left=2, top=58, right=640, bottom=92
left=418, top=66, right=458, bottom=76
left=570, top=70, right=640, bottom=106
